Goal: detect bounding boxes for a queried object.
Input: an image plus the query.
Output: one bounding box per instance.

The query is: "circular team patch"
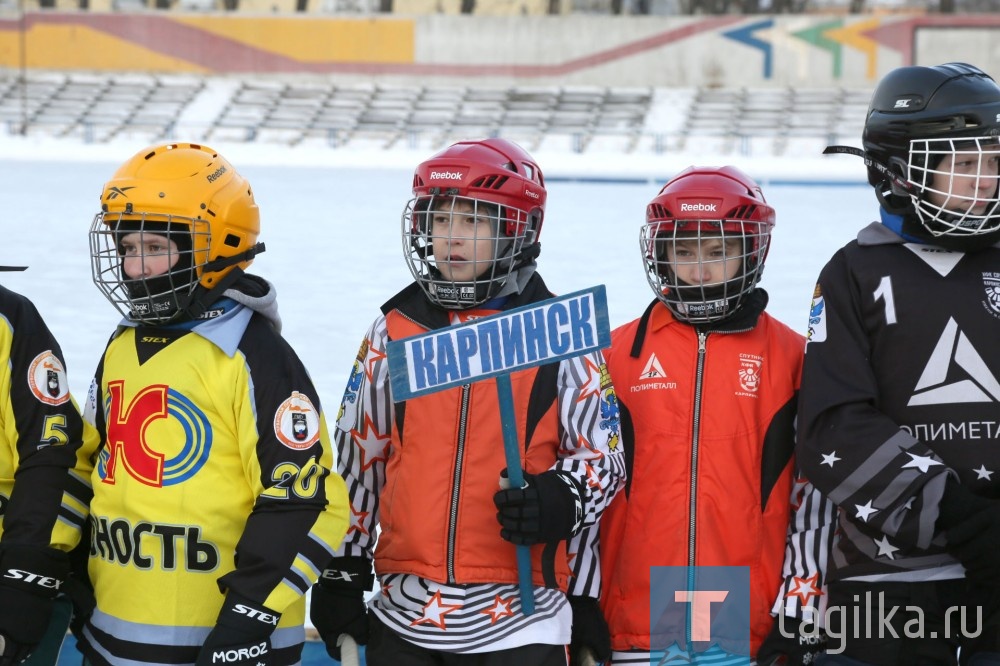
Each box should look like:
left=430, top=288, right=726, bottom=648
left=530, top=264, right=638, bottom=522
left=274, top=391, right=320, bottom=450
left=27, top=351, right=70, bottom=406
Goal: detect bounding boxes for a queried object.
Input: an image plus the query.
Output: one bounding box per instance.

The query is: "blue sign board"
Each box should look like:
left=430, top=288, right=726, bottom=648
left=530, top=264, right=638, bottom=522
left=387, top=285, right=611, bottom=401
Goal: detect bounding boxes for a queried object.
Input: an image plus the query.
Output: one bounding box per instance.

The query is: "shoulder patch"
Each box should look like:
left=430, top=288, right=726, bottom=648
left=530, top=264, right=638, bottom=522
left=983, top=272, right=1000, bottom=319
left=274, top=391, right=320, bottom=450
left=28, top=350, right=70, bottom=405
left=806, top=284, right=827, bottom=344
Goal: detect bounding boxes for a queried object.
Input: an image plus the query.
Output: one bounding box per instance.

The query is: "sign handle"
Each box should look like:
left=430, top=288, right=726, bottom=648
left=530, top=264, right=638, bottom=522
left=495, top=373, right=535, bottom=616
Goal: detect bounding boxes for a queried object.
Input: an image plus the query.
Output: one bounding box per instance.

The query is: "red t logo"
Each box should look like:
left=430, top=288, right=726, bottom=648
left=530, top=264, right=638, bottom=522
left=104, top=380, right=169, bottom=487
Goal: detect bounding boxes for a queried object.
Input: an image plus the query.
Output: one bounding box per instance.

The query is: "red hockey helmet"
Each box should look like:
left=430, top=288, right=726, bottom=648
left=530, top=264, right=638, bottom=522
left=402, top=138, right=546, bottom=309
left=641, top=165, right=775, bottom=324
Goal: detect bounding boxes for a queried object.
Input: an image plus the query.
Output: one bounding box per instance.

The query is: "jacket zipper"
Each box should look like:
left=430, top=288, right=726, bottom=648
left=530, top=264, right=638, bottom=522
left=686, top=325, right=753, bottom=567
left=688, top=330, right=708, bottom=569
left=685, top=331, right=708, bottom=647
left=447, top=383, right=472, bottom=583
left=685, top=326, right=753, bottom=645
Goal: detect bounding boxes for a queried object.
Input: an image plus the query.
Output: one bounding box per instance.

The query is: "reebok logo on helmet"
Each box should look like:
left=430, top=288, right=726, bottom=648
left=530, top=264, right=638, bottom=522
left=680, top=203, right=718, bottom=212
left=430, top=170, right=464, bottom=180
left=206, top=165, right=228, bottom=183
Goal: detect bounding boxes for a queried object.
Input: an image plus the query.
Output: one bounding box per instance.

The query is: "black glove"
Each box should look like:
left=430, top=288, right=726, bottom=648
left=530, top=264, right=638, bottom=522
left=310, top=556, right=373, bottom=661
left=568, top=595, right=611, bottom=666
left=0, top=544, right=69, bottom=666
left=938, top=479, right=1000, bottom=587
left=195, top=592, right=279, bottom=666
left=756, top=617, right=827, bottom=666
left=493, top=469, right=583, bottom=546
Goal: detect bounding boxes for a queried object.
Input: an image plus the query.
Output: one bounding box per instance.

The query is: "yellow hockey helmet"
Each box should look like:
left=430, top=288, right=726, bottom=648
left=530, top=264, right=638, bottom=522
left=91, top=143, right=263, bottom=323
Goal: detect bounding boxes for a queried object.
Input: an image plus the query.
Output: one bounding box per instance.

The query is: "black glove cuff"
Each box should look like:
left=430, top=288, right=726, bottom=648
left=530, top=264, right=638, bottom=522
left=541, top=471, right=585, bottom=536
left=317, top=556, right=374, bottom=593
left=213, top=591, right=281, bottom=639
left=568, top=595, right=611, bottom=662
left=0, top=544, right=69, bottom=600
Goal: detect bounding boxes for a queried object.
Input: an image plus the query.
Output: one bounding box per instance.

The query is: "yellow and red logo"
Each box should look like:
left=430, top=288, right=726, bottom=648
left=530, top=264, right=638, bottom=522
left=97, top=379, right=212, bottom=488
left=99, top=380, right=212, bottom=487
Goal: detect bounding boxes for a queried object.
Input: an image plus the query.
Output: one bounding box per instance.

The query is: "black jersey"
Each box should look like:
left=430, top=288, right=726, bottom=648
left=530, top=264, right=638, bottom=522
left=798, top=221, right=1000, bottom=581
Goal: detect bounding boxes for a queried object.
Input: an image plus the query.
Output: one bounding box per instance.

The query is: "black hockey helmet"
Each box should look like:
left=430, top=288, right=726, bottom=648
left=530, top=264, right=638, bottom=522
left=861, top=63, right=1000, bottom=247
left=863, top=63, right=1000, bottom=187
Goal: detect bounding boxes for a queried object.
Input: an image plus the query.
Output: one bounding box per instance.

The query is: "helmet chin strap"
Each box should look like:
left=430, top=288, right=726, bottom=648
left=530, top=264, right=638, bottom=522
left=824, top=145, right=918, bottom=195
left=511, top=241, right=540, bottom=268
left=198, top=242, right=266, bottom=276
left=876, top=186, right=912, bottom=216
left=179, top=242, right=266, bottom=320
left=825, top=143, right=932, bottom=219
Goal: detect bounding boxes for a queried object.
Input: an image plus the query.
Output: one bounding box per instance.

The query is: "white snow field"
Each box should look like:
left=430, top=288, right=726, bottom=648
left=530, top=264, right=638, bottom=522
left=0, top=136, right=871, bottom=406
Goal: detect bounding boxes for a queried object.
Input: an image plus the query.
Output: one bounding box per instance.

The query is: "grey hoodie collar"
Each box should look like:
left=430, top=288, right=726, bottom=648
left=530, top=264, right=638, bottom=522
left=493, top=263, right=537, bottom=300
left=224, top=274, right=282, bottom=334
left=858, top=221, right=907, bottom=246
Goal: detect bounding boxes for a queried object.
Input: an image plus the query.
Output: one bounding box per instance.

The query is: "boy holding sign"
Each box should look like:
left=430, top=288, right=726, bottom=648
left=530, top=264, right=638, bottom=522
left=598, top=166, right=832, bottom=665
left=312, top=138, right=625, bottom=665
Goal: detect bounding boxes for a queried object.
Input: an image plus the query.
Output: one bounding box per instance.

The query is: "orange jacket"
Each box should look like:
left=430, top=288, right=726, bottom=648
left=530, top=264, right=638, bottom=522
left=364, top=278, right=624, bottom=592
left=379, top=305, right=570, bottom=588
left=600, top=296, right=804, bottom=655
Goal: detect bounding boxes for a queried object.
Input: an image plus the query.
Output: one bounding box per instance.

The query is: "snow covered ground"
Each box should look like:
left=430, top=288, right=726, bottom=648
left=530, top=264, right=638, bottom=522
left=0, top=133, right=872, bottom=405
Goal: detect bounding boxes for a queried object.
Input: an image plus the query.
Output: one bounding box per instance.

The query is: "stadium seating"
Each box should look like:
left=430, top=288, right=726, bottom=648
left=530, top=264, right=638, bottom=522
left=0, top=72, right=869, bottom=156
left=0, top=73, right=204, bottom=143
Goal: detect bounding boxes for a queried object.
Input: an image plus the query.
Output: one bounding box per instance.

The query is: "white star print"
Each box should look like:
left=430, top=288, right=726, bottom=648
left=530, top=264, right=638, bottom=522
left=975, top=465, right=994, bottom=481
left=855, top=500, right=878, bottom=522
left=902, top=453, right=942, bottom=474
left=412, top=591, right=462, bottom=629
left=874, top=535, right=899, bottom=560
left=902, top=497, right=916, bottom=511
left=821, top=451, right=841, bottom=467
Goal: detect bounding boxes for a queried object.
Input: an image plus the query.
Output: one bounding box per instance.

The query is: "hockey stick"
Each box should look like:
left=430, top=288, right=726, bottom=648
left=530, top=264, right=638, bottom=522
left=496, top=373, right=537, bottom=616
left=337, top=634, right=360, bottom=666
